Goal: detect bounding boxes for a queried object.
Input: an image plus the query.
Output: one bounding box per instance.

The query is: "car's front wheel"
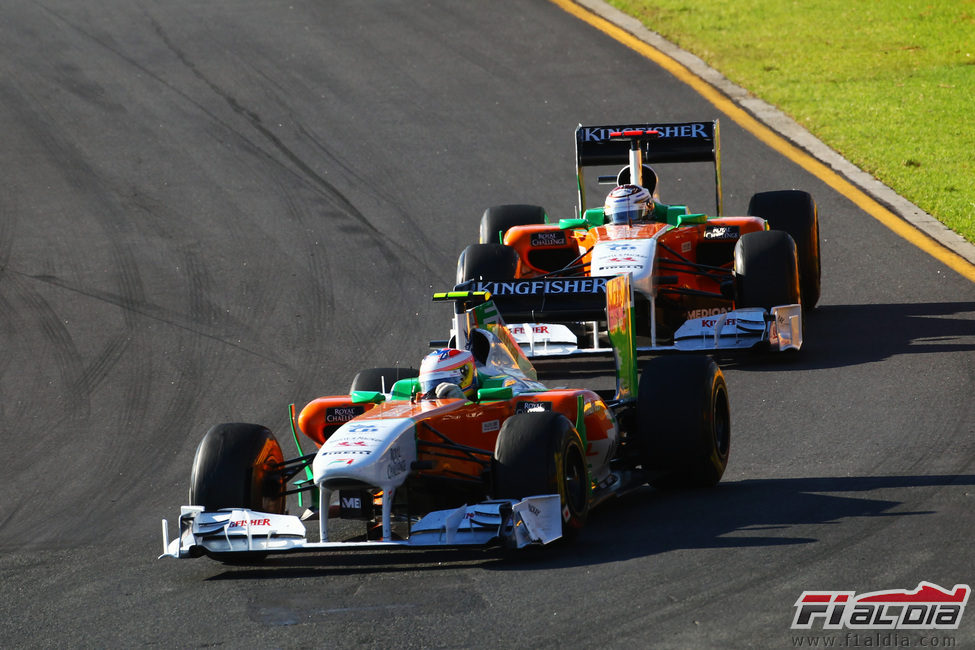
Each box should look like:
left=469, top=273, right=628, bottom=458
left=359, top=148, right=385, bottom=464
left=493, top=412, right=589, bottom=535
left=456, top=243, right=519, bottom=285
left=188, top=423, right=287, bottom=562
left=189, top=423, right=286, bottom=514
left=748, top=190, right=821, bottom=308
left=734, top=230, right=801, bottom=309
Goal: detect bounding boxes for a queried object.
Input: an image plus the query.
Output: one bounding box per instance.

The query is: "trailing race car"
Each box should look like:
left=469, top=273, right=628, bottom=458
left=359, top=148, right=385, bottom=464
left=160, top=287, right=730, bottom=561
left=454, top=120, right=821, bottom=357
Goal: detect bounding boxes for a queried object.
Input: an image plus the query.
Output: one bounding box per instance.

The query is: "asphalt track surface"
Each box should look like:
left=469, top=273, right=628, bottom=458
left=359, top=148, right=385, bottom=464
left=1, top=1, right=972, bottom=647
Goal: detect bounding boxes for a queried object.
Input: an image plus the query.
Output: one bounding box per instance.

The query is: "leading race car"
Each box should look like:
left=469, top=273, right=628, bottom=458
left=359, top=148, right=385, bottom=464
left=160, top=286, right=730, bottom=561
left=454, top=120, right=821, bottom=358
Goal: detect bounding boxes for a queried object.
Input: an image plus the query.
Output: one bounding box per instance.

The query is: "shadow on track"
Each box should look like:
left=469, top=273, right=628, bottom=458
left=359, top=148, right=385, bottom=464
left=200, top=473, right=974, bottom=580
left=732, top=301, right=975, bottom=372
left=535, top=301, right=975, bottom=378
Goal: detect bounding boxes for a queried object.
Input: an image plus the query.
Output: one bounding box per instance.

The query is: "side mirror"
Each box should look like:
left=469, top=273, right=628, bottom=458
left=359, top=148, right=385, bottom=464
left=350, top=391, right=386, bottom=404
left=477, top=386, right=514, bottom=401
left=559, top=218, right=588, bottom=230
left=390, top=378, right=420, bottom=400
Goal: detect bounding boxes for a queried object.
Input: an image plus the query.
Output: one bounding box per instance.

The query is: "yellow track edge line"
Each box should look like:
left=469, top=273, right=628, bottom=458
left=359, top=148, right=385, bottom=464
left=549, top=0, right=975, bottom=284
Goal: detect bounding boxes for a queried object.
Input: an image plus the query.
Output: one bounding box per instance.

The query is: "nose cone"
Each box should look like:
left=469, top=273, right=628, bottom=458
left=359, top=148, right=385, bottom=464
left=590, top=237, right=657, bottom=298
left=312, top=418, right=417, bottom=490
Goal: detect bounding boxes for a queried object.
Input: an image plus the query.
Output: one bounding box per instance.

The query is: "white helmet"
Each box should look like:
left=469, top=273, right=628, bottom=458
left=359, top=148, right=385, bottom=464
left=419, top=349, right=478, bottom=399
left=604, top=184, right=652, bottom=225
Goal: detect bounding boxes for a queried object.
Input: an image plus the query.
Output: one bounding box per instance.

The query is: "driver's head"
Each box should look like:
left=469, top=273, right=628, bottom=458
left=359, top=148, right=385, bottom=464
left=418, top=348, right=477, bottom=399
left=604, top=184, right=652, bottom=225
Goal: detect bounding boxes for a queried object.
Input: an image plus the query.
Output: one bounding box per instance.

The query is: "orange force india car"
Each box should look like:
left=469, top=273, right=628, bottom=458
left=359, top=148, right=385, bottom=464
left=454, top=120, right=821, bottom=358
left=160, top=289, right=730, bottom=561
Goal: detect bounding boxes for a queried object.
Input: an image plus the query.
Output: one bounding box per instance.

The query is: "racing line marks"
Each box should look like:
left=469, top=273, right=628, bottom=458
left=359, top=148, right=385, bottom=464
left=149, top=17, right=442, bottom=283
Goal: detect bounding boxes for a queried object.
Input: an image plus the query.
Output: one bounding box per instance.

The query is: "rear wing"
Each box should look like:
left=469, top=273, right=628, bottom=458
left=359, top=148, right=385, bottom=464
left=442, top=284, right=638, bottom=402
left=574, top=120, right=722, bottom=216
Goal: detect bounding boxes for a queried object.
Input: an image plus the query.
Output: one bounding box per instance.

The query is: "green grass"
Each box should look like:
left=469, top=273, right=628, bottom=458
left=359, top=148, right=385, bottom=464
left=606, top=0, right=975, bottom=244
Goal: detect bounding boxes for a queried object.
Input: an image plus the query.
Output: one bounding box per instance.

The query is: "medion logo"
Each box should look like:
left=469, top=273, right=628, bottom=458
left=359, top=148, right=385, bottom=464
left=470, top=279, right=607, bottom=295
left=687, top=308, right=730, bottom=319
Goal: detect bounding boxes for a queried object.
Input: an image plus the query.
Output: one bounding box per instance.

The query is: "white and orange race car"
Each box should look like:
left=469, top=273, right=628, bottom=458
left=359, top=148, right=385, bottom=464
left=160, top=289, right=729, bottom=561
left=454, top=120, right=821, bottom=357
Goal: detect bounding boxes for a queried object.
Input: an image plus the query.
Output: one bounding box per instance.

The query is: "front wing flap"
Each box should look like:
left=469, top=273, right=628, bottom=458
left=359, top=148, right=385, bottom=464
left=506, top=304, right=802, bottom=358
left=671, top=304, right=802, bottom=352
left=160, top=495, right=563, bottom=560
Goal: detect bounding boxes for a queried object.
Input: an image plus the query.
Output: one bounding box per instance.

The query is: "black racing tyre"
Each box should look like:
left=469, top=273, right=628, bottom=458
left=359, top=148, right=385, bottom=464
left=748, top=190, right=821, bottom=308
left=456, top=243, right=519, bottom=284
left=636, top=355, right=730, bottom=488
left=349, top=367, right=419, bottom=393
left=189, top=423, right=286, bottom=514
left=478, top=204, right=547, bottom=245
left=493, top=412, right=590, bottom=534
left=734, top=230, right=800, bottom=309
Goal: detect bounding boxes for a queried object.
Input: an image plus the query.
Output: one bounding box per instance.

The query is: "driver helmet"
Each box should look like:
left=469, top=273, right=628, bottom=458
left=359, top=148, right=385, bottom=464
left=419, top=349, right=478, bottom=399
left=604, top=184, right=653, bottom=225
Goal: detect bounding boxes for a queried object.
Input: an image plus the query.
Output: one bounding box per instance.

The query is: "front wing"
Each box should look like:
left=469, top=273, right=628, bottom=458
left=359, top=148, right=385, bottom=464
left=509, top=305, right=802, bottom=358
left=671, top=305, right=802, bottom=352
left=160, top=495, right=562, bottom=560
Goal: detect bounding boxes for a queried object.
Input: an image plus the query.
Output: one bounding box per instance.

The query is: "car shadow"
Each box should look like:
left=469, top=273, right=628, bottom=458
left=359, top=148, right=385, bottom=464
left=203, top=473, right=973, bottom=579
left=728, top=301, right=975, bottom=371
left=482, top=473, right=975, bottom=572
left=531, top=301, right=975, bottom=376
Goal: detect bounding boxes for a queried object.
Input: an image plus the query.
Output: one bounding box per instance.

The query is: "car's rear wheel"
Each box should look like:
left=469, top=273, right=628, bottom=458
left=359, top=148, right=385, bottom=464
left=493, top=412, right=589, bottom=535
left=479, top=204, right=547, bottom=244
left=456, top=243, right=519, bottom=285
left=734, top=230, right=800, bottom=309
left=349, top=367, right=418, bottom=393
left=636, top=355, right=730, bottom=488
left=189, top=423, right=286, bottom=562
left=748, top=190, right=821, bottom=308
